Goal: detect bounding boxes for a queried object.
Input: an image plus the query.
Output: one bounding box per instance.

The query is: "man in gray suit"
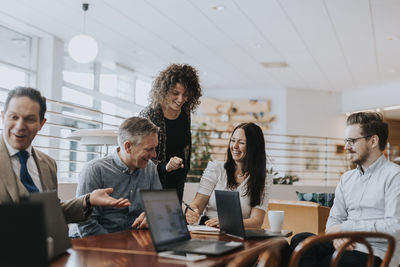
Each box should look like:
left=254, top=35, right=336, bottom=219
left=0, top=87, right=130, bottom=223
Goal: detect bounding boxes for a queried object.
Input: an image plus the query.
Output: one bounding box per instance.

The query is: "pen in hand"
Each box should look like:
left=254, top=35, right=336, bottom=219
left=182, top=201, right=195, bottom=212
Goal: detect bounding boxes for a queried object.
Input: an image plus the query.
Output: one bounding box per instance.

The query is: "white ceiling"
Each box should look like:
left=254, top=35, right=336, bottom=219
left=1, top=0, right=400, bottom=95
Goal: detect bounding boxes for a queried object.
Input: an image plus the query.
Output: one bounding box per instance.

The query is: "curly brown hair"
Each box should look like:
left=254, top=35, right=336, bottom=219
left=149, top=64, right=202, bottom=112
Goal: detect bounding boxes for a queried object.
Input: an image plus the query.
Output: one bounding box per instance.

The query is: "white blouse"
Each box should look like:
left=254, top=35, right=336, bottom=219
left=197, top=161, right=272, bottom=219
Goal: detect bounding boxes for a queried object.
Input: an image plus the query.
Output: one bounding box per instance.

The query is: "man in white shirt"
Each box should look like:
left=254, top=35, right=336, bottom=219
left=289, top=112, right=400, bottom=267
left=0, top=87, right=130, bottom=223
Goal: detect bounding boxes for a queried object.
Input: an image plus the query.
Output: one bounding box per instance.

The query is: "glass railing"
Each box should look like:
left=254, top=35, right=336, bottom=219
left=1, top=88, right=393, bottom=186
left=188, top=129, right=350, bottom=186
left=0, top=87, right=124, bottom=183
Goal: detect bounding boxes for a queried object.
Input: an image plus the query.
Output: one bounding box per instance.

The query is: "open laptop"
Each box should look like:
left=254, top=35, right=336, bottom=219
left=215, top=190, right=289, bottom=239
left=140, top=190, right=243, bottom=256
left=27, top=191, right=72, bottom=260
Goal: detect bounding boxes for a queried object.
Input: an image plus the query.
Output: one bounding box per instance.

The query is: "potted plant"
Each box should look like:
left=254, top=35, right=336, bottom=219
left=272, top=174, right=299, bottom=185
left=187, top=122, right=213, bottom=182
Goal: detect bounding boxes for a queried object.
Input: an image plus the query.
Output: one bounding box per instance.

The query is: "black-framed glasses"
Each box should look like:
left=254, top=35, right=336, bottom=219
left=344, top=134, right=373, bottom=146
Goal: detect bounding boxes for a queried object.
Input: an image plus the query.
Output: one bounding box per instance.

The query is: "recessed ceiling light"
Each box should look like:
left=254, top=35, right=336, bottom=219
left=211, top=5, right=225, bottom=11
left=260, top=61, right=288, bottom=68
left=252, top=43, right=263, bottom=49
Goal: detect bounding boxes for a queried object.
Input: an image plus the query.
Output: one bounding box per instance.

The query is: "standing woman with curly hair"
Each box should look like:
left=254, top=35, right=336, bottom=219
left=139, top=64, right=202, bottom=202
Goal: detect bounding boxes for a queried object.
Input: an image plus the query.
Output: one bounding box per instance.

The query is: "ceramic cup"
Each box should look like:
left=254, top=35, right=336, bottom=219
left=268, top=210, right=285, bottom=232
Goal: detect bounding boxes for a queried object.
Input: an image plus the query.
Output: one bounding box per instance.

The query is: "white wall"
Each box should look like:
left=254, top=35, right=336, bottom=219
left=204, top=84, right=399, bottom=138
left=342, top=81, right=400, bottom=112
left=205, top=87, right=347, bottom=138
left=204, top=87, right=288, bottom=134
left=286, top=88, right=346, bottom=138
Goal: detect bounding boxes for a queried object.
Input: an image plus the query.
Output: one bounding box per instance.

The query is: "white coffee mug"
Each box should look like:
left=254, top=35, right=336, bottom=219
left=268, top=210, right=284, bottom=232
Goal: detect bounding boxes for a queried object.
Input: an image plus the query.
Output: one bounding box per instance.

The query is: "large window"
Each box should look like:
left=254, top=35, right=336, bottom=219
left=60, top=54, right=149, bottom=182
left=0, top=24, right=151, bottom=183
left=135, top=78, right=151, bottom=107
left=62, top=86, right=93, bottom=107
left=0, top=25, right=36, bottom=90
left=100, top=64, right=135, bottom=103
left=0, top=25, right=34, bottom=70
left=0, top=25, right=36, bottom=128
left=62, top=57, right=145, bottom=114
left=63, top=71, right=94, bottom=90
left=0, top=65, right=27, bottom=89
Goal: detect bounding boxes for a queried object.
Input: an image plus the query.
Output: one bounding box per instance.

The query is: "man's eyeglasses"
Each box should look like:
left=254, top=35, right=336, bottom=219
left=344, top=135, right=373, bottom=146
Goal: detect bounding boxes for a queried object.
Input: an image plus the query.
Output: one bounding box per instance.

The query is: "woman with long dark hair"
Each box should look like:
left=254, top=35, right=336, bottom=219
left=185, top=122, right=271, bottom=228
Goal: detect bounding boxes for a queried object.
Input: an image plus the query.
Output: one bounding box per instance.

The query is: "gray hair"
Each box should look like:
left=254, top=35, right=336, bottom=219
left=118, top=117, right=158, bottom=147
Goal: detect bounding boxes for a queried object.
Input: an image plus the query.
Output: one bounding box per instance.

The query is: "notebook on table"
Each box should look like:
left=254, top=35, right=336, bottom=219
left=187, top=225, right=223, bottom=235
left=215, top=190, right=291, bottom=240
left=140, top=189, right=243, bottom=256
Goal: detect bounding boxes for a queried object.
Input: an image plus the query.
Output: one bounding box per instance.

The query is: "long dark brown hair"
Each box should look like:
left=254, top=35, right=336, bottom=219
left=224, top=122, right=266, bottom=207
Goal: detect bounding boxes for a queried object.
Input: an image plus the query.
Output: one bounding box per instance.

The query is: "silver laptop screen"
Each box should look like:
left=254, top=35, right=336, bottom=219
left=140, top=190, right=190, bottom=247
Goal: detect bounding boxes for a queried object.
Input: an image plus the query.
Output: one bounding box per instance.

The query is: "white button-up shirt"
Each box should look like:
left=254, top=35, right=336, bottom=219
left=327, top=155, right=400, bottom=267
left=2, top=133, right=43, bottom=192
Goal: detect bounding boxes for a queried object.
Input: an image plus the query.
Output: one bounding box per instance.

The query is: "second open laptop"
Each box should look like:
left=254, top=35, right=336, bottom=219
left=215, top=190, right=290, bottom=239
left=140, top=189, right=243, bottom=256
left=26, top=191, right=72, bottom=260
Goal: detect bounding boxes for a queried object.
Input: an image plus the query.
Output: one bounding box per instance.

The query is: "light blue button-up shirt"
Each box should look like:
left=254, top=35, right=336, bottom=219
left=327, top=155, right=400, bottom=267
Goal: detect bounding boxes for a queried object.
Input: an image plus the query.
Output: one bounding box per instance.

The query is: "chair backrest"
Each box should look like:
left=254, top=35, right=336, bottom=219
left=262, top=199, right=330, bottom=240
left=227, top=238, right=289, bottom=267
left=289, top=231, right=396, bottom=267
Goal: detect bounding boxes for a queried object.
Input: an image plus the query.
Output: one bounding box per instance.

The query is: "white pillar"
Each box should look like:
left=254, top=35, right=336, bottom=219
left=37, top=36, right=64, bottom=99
left=36, top=36, right=64, bottom=160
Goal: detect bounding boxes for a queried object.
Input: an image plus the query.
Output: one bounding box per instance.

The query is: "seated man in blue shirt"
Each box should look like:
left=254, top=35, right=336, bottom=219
left=76, top=117, right=162, bottom=237
left=289, top=112, right=400, bottom=267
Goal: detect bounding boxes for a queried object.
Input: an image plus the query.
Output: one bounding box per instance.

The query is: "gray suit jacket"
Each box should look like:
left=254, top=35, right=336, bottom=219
left=0, top=137, right=88, bottom=223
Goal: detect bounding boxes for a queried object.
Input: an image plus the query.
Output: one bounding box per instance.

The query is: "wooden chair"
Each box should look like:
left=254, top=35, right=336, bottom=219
left=289, top=231, right=396, bottom=267
left=227, top=238, right=289, bottom=267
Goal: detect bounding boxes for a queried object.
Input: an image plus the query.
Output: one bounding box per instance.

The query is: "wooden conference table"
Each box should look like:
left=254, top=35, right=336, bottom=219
left=51, top=229, right=291, bottom=267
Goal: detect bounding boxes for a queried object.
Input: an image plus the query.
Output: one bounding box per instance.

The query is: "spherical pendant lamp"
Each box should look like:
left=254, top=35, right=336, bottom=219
left=68, top=3, right=98, bottom=64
